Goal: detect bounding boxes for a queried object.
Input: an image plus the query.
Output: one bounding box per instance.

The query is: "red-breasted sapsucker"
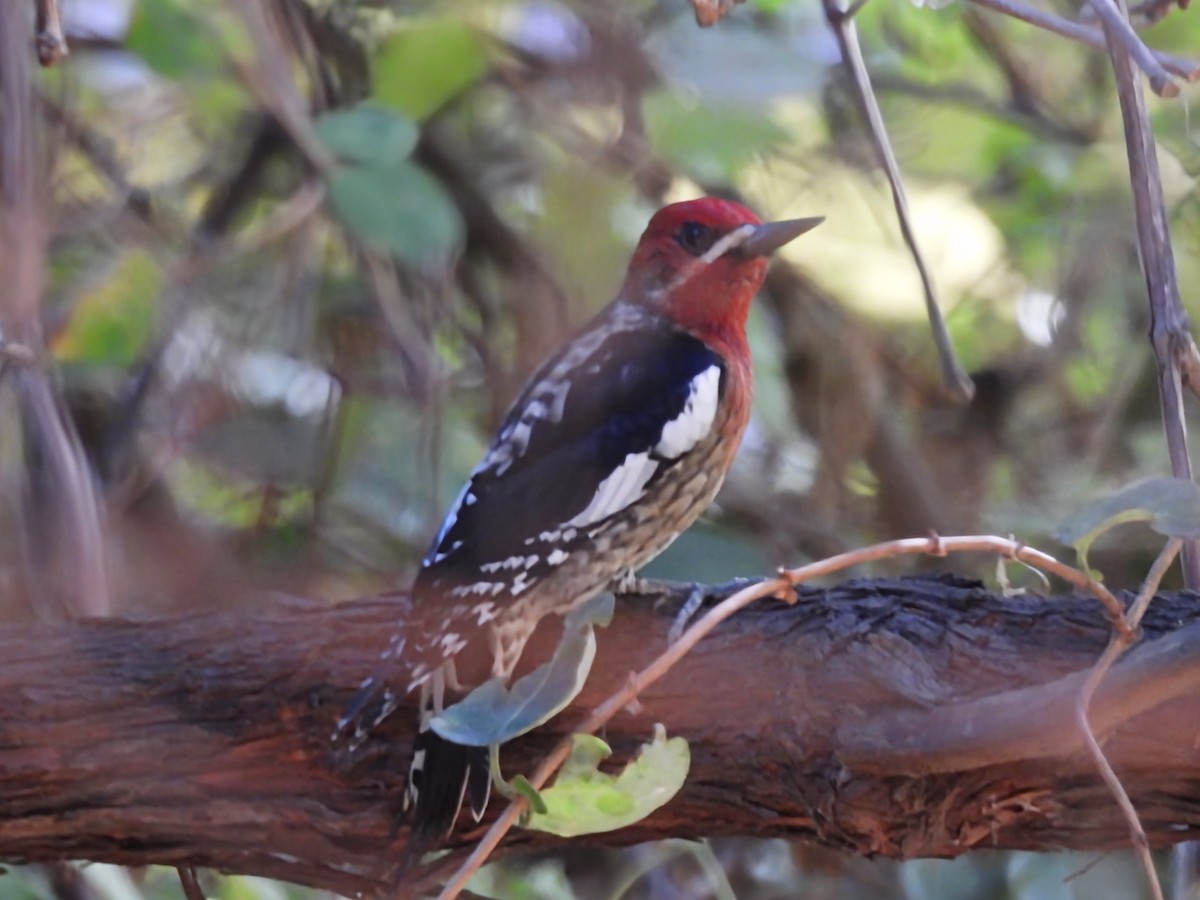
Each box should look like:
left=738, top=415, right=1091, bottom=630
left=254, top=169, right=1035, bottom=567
left=340, top=197, right=822, bottom=851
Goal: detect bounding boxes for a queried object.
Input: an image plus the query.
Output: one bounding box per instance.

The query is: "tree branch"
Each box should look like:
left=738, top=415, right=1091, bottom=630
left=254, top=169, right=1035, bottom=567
left=3, top=577, right=1200, bottom=892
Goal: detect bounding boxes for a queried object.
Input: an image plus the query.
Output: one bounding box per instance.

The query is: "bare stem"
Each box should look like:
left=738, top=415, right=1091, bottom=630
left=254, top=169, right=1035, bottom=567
left=1072, top=538, right=1179, bottom=900
left=1086, top=0, right=1178, bottom=96
left=968, top=0, right=1200, bottom=90
left=433, top=533, right=1129, bottom=898
left=1090, top=0, right=1200, bottom=587
left=823, top=0, right=974, bottom=401
left=33, top=0, right=67, bottom=67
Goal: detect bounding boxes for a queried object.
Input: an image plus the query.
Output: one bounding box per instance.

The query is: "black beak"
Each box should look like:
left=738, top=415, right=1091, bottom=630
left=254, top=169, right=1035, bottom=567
left=736, top=216, right=824, bottom=257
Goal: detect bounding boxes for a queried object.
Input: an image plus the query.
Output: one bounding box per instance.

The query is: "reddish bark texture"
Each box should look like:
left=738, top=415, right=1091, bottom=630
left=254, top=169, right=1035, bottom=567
left=0, top=576, right=1199, bottom=895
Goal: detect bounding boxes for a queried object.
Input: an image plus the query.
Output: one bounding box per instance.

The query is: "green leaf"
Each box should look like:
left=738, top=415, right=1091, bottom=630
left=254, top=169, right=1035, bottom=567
left=53, top=250, right=161, bottom=366
left=644, top=91, right=789, bottom=183
left=523, top=725, right=691, bottom=837
left=431, top=593, right=615, bottom=747
left=126, top=0, right=221, bottom=79
left=372, top=19, right=488, bottom=121
left=1056, top=477, right=1200, bottom=570
left=315, top=105, right=418, bottom=168
left=326, top=160, right=463, bottom=266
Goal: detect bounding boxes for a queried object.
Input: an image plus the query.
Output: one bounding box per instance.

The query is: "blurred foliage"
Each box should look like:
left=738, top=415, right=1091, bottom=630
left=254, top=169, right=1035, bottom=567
left=6, top=0, right=1200, bottom=895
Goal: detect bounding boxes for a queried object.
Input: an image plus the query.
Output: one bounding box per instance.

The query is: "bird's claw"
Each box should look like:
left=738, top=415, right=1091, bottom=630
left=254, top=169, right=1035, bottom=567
left=668, top=585, right=707, bottom=645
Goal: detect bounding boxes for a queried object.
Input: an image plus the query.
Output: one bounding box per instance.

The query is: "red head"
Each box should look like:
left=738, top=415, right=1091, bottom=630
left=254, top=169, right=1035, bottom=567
left=620, top=198, right=821, bottom=354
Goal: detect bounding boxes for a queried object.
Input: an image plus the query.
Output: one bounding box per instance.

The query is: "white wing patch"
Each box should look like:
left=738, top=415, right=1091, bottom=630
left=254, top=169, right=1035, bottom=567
left=425, top=484, right=476, bottom=565
left=656, top=365, right=721, bottom=460
left=567, top=450, right=659, bottom=528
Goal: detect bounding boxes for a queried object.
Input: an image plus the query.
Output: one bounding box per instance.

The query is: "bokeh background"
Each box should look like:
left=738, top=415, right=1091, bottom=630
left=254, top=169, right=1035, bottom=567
left=3, top=0, right=1200, bottom=896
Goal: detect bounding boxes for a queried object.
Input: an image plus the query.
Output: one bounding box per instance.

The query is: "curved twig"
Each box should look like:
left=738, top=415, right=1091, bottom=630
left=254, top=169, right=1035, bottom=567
left=434, top=534, right=1129, bottom=898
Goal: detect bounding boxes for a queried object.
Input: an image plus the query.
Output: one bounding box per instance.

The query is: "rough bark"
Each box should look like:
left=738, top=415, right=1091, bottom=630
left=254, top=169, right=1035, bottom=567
left=1, top=575, right=1199, bottom=896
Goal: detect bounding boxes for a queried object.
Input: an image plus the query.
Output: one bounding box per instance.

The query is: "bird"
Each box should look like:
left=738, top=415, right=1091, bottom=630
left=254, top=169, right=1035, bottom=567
left=338, top=196, right=823, bottom=856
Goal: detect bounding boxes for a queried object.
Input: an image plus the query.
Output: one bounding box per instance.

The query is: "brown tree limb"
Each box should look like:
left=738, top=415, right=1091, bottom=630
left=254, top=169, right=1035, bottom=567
left=2, top=578, right=1200, bottom=895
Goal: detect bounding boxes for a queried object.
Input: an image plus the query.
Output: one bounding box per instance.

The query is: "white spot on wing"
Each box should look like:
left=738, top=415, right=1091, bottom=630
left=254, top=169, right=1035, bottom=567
left=546, top=382, right=570, bottom=421
left=439, top=632, right=468, bottom=656
left=425, top=481, right=475, bottom=565
left=481, top=554, right=540, bottom=574
left=509, top=421, right=533, bottom=455
left=510, top=571, right=536, bottom=595
left=451, top=581, right=505, bottom=597
left=547, top=548, right=568, bottom=566
left=656, top=365, right=721, bottom=459
left=567, top=451, right=659, bottom=528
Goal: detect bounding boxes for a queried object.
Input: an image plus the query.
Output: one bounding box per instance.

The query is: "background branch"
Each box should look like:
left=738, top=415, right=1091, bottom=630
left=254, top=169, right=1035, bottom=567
left=1090, top=0, right=1200, bottom=587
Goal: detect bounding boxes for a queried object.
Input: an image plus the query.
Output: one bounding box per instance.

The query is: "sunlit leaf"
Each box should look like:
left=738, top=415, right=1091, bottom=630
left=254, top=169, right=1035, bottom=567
left=432, top=593, right=615, bottom=747
left=326, top=160, right=463, bottom=266
left=167, top=459, right=262, bottom=529
left=52, top=250, right=161, bottom=366
left=524, top=725, right=691, bottom=837
left=1056, top=477, right=1200, bottom=571
left=316, top=104, right=418, bottom=168
left=372, top=19, right=488, bottom=121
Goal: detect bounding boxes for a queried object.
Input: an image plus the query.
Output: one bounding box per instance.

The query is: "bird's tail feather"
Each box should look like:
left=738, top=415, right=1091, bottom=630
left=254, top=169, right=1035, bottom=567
left=405, top=727, right=491, bottom=860
left=333, top=674, right=398, bottom=749
left=336, top=672, right=492, bottom=863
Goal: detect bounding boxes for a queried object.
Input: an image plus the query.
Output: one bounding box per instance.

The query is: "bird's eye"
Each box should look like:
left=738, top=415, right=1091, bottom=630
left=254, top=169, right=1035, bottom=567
left=676, top=221, right=718, bottom=256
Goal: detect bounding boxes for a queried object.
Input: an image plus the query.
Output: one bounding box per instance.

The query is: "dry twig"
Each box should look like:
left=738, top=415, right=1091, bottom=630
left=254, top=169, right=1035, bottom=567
left=822, top=0, right=974, bottom=402
left=968, top=0, right=1200, bottom=91
left=1, top=3, right=110, bottom=617
left=1074, top=538, right=1180, bottom=900
left=227, top=1, right=336, bottom=175
left=1087, top=0, right=1179, bottom=96
left=690, top=0, right=748, bottom=26
left=1088, top=0, right=1200, bottom=586
left=433, top=534, right=1128, bottom=898
left=33, top=0, right=67, bottom=67
left=175, top=866, right=205, bottom=900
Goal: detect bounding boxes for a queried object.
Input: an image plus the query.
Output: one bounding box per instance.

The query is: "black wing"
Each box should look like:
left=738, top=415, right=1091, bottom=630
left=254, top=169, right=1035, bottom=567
left=417, top=314, right=725, bottom=593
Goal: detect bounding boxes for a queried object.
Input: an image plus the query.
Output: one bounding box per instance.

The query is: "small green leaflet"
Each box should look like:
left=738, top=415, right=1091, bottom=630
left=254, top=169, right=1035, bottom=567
left=315, top=104, right=463, bottom=266
left=431, top=593, right=615, bottom=747
left=315, top=104, right=418, bottom=167
left=326, top=162, right=462, bottom=265
left=523, top=726, right=691, bottom=837
left=1056, top=477, right=1200, bottom=571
